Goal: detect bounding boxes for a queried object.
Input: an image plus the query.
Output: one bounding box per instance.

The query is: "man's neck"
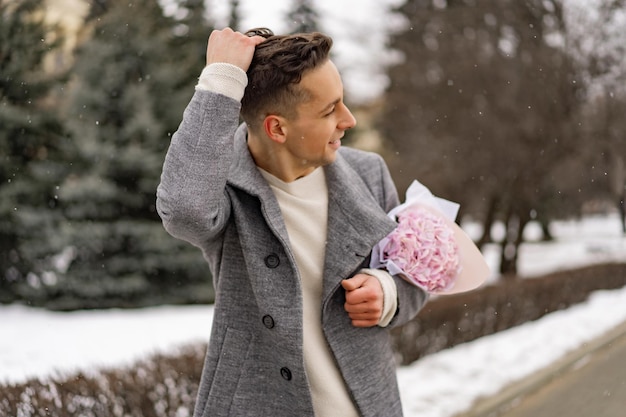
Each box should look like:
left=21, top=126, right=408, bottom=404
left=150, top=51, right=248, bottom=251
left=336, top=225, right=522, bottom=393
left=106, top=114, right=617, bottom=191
left=247, top=133, right=316, bottom=182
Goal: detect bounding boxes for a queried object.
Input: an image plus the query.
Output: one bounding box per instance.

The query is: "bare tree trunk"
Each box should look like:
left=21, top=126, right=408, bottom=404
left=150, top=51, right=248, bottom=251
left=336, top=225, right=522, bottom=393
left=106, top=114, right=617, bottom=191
left=609, top=151, right=625, bottom=235
left=499, top=208, right=531, bottom=277
left=499, top=206, right=515, bottom=277
left=617, top=193, right=626, bottom=235
left=541, top=220, right=554, bottom=241
left=478, top=195, right=498, bottom=248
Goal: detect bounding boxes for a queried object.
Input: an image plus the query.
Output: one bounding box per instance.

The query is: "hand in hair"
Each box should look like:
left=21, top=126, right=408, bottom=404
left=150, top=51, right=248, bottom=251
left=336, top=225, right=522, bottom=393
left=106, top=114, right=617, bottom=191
left=206, top=28, right=266, bottom=71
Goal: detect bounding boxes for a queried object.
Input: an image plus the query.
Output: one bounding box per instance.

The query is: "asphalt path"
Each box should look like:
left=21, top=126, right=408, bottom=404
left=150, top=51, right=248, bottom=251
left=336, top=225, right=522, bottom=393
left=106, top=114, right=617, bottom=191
left=456, top=321, right=626, bottom=417
left=498, top=329, right=626, bottom=417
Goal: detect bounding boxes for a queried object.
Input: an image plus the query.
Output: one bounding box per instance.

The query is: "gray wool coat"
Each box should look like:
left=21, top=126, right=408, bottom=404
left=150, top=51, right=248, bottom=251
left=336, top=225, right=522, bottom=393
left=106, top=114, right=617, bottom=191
left=156, top=90, right=428, bottom=417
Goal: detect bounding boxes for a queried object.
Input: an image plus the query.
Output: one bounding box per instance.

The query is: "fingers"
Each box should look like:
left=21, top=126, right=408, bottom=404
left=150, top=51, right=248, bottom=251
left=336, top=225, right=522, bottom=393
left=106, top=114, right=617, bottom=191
left=341, top=274, right=368, bottom=291
left=345, top=310, right=381, bottom=328
left=348, top=317, right=379, bottom=325
left=205, top=27, right=266, bottom=70
left=342, top=274, right=383, bottom=327
left=344, top=299, right=382, bottom=327
left=344, top=283, right=380, bottom=306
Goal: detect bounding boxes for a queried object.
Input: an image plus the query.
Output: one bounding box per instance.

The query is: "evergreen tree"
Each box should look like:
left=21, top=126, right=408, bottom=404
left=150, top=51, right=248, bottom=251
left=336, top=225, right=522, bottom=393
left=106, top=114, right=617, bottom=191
left=168, top=0, right=213, bottom=119
left=287, top=0, right=320, bottom=33
left=0, top=0, right=68, bottom=302
left=46, top=0, right=214, bottom=309
left=227, top=0, right=242, bottom=31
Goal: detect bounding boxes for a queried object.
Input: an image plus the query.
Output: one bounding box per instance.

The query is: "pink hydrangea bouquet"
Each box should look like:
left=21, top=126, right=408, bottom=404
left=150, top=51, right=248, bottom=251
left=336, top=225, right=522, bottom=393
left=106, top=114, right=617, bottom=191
left=371, top=180, right=462, bottom=293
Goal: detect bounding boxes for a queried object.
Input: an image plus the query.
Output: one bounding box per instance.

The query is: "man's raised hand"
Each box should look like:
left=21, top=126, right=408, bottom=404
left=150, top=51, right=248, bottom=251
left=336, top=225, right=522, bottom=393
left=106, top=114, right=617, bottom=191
left=206, top=28, right=266, bottom=71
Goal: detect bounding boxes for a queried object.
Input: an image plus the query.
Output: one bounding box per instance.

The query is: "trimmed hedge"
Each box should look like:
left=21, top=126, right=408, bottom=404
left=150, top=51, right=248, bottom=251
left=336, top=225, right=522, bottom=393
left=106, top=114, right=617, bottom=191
left=391, top=262, right=626, bottom=365
left=0, top=345, right=204, bottom=417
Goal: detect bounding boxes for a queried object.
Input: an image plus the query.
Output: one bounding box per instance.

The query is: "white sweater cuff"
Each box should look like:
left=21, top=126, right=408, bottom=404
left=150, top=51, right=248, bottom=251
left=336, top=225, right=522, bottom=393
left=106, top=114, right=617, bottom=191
left=360, top=268, right=398, bottom=327
left=195, top=63, right=248, bottom=101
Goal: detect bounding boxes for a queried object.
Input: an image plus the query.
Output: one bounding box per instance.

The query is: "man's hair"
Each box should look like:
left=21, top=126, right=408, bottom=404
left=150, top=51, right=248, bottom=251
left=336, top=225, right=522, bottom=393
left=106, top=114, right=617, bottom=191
left=241, top=31, right=333, bottom=134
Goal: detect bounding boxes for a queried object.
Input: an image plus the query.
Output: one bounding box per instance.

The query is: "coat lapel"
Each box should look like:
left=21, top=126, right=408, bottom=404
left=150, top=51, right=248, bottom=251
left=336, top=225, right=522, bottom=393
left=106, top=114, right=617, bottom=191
left=322, top=154, right=397, bottom=303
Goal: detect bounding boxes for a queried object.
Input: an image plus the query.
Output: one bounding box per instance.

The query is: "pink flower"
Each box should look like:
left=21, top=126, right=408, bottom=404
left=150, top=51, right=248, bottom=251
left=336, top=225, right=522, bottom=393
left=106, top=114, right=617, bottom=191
left=373, top=205, right=461, bottom=292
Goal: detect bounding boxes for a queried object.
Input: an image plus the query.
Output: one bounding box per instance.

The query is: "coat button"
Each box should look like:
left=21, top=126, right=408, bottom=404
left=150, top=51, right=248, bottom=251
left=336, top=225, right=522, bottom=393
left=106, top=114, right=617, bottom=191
left=264, top=254, right=280, bottom=268
left=280, top=367, right=292, bottom=381
left=262, top=315, right=275, bottom=329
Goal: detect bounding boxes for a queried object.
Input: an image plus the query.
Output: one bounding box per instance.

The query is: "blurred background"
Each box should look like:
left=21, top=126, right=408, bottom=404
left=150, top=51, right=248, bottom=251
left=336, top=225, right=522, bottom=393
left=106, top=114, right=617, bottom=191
left=2, top=0, right=624, bottom=310
left=1, top=1, right=626, bottom=416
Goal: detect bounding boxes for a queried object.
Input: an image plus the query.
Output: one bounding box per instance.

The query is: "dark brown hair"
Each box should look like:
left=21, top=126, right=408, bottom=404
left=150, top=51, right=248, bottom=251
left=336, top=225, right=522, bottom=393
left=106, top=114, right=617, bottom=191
left=240, top=31, right=333, bottom=133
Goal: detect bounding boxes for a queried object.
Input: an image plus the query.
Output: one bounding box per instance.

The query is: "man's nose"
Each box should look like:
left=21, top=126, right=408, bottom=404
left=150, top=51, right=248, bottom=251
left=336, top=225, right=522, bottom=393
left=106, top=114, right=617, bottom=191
left=339, top=104, right=357, bottom=130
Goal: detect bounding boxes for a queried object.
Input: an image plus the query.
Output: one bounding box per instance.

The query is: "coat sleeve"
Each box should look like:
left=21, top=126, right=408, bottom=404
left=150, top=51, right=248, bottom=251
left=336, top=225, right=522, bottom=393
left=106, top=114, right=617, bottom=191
left=156, top=90, right=241, bottom=248
left=373, top=154, right=430, bottom=329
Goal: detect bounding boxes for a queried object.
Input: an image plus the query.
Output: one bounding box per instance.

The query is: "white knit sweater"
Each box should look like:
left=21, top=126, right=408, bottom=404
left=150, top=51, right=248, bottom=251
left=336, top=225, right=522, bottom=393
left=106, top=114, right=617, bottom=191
left=260, top=167, right=358, bottom=416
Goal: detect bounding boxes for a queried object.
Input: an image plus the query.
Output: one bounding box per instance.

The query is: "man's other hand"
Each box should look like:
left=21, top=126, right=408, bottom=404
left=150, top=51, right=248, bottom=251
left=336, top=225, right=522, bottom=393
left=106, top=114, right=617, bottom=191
left=341, top=274, right=384, bottom=328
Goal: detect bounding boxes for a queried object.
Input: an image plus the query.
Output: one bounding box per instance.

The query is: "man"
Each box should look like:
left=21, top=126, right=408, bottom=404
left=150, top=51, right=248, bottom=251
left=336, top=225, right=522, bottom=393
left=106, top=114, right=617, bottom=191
left=157, top=27, right=428, bottom=417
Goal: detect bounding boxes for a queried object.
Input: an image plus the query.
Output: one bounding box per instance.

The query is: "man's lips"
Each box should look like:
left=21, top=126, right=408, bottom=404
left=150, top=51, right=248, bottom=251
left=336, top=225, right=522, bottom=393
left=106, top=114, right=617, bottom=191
left=329, top=133, right=344, bottom=145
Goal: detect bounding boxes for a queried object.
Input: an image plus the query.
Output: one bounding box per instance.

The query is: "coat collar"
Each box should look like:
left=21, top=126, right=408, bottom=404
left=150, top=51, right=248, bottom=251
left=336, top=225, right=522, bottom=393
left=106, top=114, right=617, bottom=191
left=228, top=124, right=271, bottom=195
left=228, top=124, right=292, bottom=248
left=228, top=124, right=396, bottom=301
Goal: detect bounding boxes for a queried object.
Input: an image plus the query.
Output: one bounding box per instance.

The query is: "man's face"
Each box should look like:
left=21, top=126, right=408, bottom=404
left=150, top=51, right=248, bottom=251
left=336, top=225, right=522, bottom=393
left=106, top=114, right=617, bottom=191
left=281, top=60, right=356, bottom=175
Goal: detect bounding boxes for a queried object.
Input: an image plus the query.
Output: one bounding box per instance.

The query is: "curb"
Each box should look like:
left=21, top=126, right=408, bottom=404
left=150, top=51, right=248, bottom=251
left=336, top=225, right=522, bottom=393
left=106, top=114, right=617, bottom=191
left=453, top=319, right=626, bottom=417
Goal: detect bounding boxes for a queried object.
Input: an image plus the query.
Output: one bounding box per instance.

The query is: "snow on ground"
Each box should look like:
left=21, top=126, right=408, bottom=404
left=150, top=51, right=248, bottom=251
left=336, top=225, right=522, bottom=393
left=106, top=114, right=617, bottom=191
left=0, top=304, right=212, bottom=384
left=397, top=285, right=626, bottom=417
left=1, top=214, right=625, bottom=417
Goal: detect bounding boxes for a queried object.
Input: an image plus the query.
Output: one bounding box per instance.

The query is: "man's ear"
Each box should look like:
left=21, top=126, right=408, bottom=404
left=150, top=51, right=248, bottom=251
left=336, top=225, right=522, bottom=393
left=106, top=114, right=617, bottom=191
left=263, top=115, right=288, bottom=144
